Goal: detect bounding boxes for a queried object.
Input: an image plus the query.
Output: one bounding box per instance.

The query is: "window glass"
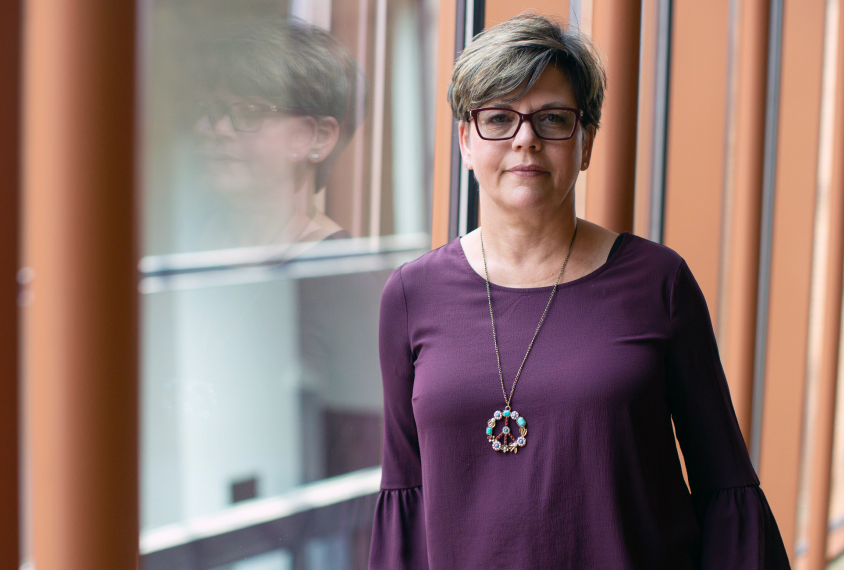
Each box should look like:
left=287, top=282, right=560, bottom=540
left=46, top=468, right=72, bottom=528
left=139, top=0, right=437, bottom=566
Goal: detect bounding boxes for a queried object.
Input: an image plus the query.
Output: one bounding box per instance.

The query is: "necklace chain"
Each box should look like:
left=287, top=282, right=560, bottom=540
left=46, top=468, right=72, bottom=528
left=480, top=220, right=578, bottom=407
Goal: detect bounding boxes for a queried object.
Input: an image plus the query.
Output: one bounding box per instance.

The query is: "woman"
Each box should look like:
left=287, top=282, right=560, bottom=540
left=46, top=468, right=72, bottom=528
left=368, top=13, right=790, bottom=569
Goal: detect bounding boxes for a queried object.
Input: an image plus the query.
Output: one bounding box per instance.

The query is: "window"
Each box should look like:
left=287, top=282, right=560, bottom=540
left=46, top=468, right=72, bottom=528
left=138, top=1, right=438, bottom=566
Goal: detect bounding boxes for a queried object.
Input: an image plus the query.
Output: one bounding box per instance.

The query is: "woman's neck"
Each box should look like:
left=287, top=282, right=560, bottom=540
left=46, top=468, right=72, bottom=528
left=476, top=194, right=578, bottom=271
left=226, top=173, right=320, bottom=246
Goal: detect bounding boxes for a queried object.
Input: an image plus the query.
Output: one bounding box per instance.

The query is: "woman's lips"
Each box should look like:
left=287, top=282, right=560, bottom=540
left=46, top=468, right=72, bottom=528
left=205, top=154, right=244, bottom=163
left=201, top=145, right=245, bottom=162
left=507, top=165, right=548, bottom=177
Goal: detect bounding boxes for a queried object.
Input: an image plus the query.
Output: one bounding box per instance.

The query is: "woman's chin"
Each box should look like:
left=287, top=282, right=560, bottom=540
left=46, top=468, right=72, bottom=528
left=211, top=178, right=254, bottom=195
left=497, top=185, right=565, bottom=212
left=204, top=163, right=252, bottom=194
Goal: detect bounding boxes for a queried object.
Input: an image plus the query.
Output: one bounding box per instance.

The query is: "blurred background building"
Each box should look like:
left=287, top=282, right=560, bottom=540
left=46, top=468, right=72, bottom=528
left=2, top=0, right=844, bottom=568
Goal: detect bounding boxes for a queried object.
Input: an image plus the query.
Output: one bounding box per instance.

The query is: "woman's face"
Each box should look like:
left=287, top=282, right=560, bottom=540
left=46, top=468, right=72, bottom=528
left=458, top=66, right=594, bottom=218
left=194, top=89, right=319, bottom=197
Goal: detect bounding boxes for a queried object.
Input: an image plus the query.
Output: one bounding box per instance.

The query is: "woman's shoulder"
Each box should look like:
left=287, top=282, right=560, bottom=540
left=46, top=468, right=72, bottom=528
left=382, top=238, right=463, bottom=299
left=621, top=232, right=686, bottom=274
left=394, top=238, right=460, bottom=278
left=606, top=234, right=695, bottom=320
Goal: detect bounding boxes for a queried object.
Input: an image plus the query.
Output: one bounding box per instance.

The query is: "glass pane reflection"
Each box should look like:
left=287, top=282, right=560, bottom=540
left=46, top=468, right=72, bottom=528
left=139, top=0, right=437, bottom=567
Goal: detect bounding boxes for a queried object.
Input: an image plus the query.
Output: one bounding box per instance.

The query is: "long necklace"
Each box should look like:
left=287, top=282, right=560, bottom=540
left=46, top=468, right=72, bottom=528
left=481, top=220, right=578, bottom=453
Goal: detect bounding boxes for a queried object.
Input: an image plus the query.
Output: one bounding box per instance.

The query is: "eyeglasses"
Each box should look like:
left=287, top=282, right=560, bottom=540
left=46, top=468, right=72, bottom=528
left=469, top=107, right=583, bottom=141
left=195, top=101, right=303, bottom=133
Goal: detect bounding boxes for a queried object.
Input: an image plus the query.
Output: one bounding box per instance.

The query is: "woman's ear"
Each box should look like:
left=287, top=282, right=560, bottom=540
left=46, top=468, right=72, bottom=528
left=457, top=120, right=472, bottom=169
left=308, top=116, right=340, bottom=163
left=580, top=125, right=596, bottom=170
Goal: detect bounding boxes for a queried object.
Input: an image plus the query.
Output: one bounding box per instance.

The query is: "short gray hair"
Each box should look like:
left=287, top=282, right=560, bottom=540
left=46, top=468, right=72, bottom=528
left=209, top=18, right=360, bottom=124
left=448, top=14, right=606, bottom=131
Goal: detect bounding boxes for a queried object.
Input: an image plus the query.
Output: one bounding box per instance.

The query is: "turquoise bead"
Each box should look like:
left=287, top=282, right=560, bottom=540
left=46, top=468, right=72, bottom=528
left=486, top=427, right=493, bottom=435
left=503, top=410, right=510, bottom=417
left=517, top=417, right=526, bottom=427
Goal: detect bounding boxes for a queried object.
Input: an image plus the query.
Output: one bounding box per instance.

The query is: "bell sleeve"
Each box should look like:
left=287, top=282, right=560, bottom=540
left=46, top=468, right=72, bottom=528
left=665, top=259, right=791, bottom=569
left=368, top=266, right=429, bottom=569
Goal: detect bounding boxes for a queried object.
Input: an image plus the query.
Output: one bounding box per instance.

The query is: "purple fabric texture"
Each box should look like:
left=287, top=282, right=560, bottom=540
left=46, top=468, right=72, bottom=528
left=368, top=232, right=790, bottom=570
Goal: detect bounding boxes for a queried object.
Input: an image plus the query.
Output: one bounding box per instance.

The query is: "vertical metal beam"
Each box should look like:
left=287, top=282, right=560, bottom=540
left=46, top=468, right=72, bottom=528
left=719, top=0, right=770, bottom=447
left=649, top=0, right=671, bottom=243
left=633, top=0, right=658, bottom=237
left=751, top=0, right=784, bottom=473
left=0, top=1, right=22, bottom=568
left=463, top=0, right=484, bottom=235
left=22, top=0, right=139, bottom=567
left=587, top=0, right=641, bottom=233
left=447, top=0, right=467, bottom=241
left=450, top=0, right=485, bottom=239
left=569, top=0, right=582, bottom=28
left=633, top=0, right=672, bottom=243
left=368, top=0, right=389, bottom=237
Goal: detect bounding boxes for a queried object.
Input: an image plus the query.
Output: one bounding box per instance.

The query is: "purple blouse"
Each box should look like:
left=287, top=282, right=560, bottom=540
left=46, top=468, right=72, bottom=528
left=368, top=231, right=790, bottom=569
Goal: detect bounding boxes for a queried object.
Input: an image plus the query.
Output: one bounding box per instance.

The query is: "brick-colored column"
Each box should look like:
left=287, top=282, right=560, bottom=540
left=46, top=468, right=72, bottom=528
left=805, top=2, right=844, bottom=567
left=431, top=0, right=458, bottom=249
left=0, top=0, right=22, bottom=568
left=585, top=0, right=641, bottom=232
left=21, top=0, right=139, bottom=568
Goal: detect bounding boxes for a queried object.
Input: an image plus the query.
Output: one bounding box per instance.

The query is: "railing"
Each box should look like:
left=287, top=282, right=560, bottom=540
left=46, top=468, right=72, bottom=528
left=138, top=233, right=430, bottom=293
left=140, top=467, right=381, bottom=569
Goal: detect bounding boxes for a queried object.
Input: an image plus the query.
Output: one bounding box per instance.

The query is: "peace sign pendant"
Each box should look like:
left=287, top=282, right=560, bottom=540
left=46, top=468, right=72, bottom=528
left=486, top=409, right=527, bottom=453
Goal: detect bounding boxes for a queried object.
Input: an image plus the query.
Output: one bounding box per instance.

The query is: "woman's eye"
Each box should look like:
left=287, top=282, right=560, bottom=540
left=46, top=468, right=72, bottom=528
left=489, top=114, right=512, bottom=123
left=541, top=113, right=566, bottom=123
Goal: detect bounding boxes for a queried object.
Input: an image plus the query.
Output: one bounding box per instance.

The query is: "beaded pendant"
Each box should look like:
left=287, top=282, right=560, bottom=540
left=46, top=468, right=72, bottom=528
left=486, top=409, right=527, bottom=453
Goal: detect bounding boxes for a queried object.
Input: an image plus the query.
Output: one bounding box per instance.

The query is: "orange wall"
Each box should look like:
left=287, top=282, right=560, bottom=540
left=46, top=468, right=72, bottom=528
left=485, top=0, right=570, bottom=26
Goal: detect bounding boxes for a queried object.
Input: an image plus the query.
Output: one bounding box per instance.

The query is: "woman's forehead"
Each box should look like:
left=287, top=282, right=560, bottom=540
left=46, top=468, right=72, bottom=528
left=483, top=66, right=576, bottom=108
left=209, top=88, right=275, bottom=106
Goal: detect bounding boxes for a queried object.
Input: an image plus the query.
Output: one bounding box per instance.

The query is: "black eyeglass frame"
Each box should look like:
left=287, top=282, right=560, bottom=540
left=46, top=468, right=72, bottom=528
left=468, top=106, right=584, bottom=141
left=196, top=101, right=308, bottom=133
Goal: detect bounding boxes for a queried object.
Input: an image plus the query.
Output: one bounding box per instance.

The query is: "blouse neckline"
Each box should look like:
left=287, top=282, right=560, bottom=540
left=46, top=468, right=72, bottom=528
left=454, top=230, right=633, bottom=293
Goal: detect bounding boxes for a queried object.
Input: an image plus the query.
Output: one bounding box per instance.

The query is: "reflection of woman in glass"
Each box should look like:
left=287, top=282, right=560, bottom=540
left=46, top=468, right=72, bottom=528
left=194, top=18, right=359, bottom=249
left=170, top=17, right=383, bottom=512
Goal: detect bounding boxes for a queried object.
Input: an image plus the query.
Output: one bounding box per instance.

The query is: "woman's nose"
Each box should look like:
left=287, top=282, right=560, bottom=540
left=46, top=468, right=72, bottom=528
left=194, top=113, right=236, bottom=138
left=511, top=118, right=541, bottom=149
left=194, top=115, right=214, bottom=136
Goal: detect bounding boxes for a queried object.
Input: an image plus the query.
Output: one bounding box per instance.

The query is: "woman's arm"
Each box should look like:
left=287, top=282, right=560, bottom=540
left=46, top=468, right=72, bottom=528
left=368, top=266, right=429, bottom=569
left=665, top=258, right=790, bottom=569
